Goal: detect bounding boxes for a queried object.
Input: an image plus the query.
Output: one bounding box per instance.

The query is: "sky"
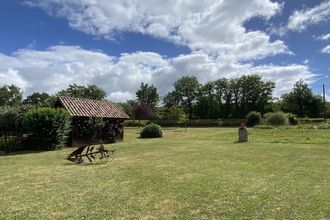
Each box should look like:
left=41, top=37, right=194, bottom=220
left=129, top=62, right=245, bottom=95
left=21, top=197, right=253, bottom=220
left=0, top=0, right=330, bottom=102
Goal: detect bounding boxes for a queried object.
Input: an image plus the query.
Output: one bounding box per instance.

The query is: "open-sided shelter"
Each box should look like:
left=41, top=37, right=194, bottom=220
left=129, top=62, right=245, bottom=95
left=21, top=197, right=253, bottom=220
left=57, top=96, right=129, bottom=147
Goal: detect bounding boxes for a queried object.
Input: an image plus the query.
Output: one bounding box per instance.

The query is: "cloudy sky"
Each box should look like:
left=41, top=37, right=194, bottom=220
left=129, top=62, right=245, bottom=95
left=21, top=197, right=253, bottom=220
left=0, top=0, right=330, bottom=102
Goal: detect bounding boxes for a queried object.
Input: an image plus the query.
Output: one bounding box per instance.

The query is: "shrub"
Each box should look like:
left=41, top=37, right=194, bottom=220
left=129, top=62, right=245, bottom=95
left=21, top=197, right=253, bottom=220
left=317, top=123, right=330, bottom=129
left=246, top=111, right=262, bottom=127
left=23, top=108, right=71, bottom=150
left=140, top=123, right=163, bottom=138
left=287, top=113, right=298, bottom=125
left=265, top=112, right=287, bottom=126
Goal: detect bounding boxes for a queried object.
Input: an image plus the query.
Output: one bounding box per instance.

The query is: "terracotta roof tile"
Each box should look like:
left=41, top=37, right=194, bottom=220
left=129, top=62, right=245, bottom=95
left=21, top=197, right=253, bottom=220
left=58, top=96, right=129, bottom=119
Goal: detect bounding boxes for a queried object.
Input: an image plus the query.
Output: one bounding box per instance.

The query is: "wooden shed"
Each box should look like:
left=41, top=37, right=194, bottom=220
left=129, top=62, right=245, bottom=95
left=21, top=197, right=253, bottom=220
left=57, top=96, right=129, bottom=147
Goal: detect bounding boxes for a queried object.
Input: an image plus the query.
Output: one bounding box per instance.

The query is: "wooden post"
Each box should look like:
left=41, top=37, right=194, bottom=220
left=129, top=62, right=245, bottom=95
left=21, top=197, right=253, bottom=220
left=323, top=84, right=326, bottom=123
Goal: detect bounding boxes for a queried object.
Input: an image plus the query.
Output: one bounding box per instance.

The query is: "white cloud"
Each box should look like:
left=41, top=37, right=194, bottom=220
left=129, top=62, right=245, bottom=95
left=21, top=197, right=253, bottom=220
left=108, top=91, right=135, bottom=103
left=317, top=33, right=330, bottom=40
left=250, top=64, right=316, bottom=97
left=0, top=68, right=28, bottom=90
left=321, top=45, right=330, bottom=53
left=288, top=1, right=330, bottom=32
left=25, top=0, right=289, bottom=61
left=0, top=45, right=315, bottom=101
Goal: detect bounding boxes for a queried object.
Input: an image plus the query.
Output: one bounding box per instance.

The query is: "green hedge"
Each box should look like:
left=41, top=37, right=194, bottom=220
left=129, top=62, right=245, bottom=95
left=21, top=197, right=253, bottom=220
left=298, top=118, right=325, bottom=124
left=23, top=108, right=71, bottom=150
left=125, top=119, right=226, bottom=127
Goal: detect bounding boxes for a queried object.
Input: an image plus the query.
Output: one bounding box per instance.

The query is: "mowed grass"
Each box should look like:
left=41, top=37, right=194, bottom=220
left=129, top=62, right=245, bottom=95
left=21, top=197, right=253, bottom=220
left=0, top=128, right=329, bottom=219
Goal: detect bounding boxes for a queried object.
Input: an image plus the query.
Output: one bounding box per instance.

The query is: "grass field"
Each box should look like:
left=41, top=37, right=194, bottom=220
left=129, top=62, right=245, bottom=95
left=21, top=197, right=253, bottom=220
left=0, top=127, right=329, bottom=219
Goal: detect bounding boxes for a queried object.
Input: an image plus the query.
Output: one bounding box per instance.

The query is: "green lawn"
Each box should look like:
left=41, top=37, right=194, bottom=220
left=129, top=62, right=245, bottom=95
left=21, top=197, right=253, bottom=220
left=0, top=127, right=329, bottom=219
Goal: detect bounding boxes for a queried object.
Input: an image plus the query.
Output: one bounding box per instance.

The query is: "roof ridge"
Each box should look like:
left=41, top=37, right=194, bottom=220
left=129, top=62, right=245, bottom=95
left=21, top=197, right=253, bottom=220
left=59, top=96, right=113, bottom=103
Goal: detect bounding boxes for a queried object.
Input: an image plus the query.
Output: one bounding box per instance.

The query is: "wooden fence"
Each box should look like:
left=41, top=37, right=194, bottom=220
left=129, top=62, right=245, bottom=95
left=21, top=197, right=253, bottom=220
left=0, top=136, right=26, bottom=152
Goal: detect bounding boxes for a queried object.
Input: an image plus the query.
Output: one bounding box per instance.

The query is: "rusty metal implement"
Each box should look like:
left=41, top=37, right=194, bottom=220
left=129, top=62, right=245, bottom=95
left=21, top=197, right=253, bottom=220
left=66, top=144, right=116, bottom=164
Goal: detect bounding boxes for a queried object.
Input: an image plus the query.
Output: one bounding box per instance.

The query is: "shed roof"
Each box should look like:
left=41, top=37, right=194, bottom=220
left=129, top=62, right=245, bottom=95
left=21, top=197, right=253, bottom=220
left=58, top=96, right=129, bottom=119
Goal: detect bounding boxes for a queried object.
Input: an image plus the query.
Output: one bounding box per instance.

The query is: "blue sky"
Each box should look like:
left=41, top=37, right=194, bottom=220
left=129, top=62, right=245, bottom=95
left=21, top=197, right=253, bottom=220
left=0, top=0, right=329, bottom=101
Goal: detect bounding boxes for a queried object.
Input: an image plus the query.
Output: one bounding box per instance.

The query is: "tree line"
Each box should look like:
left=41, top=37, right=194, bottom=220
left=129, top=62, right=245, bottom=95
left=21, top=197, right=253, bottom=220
left=122, top=75, right=327, bottom=120
left=0, top=75, right=328, bottom=120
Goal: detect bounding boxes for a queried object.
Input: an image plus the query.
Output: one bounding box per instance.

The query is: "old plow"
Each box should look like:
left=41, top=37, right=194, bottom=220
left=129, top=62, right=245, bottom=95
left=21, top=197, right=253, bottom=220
left=66, top=144, right=116, bottom=164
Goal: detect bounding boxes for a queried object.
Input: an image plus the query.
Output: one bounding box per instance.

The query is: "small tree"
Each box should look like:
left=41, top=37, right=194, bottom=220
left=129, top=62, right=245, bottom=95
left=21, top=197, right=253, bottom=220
left=133, top=102, right=153, bottom=126
left=179, top=113, right=189, bottom=131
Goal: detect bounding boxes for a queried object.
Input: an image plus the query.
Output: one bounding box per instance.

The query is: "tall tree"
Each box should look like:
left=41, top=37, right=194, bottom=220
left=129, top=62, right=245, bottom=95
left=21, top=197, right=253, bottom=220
left=214, top=78, right=229, bottom=118
left=195, top=82, right=218, bottom=119
left=237, top=75, right=275, bottom=117
left=23, top=92, right=51, bottom=106
left=163, top=76, right=200, bottom=119
left=0, top=84, right=22, bottom=107
left=281, top=80, right=322, bottom=117
left=136, top=83, right=160, bottom=108
left=57, top=84, right=107, bottom=100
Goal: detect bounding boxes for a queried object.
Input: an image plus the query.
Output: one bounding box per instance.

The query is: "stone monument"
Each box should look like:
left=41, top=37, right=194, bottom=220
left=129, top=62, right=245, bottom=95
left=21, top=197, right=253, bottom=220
left=238, top=122, right=248, bottom=142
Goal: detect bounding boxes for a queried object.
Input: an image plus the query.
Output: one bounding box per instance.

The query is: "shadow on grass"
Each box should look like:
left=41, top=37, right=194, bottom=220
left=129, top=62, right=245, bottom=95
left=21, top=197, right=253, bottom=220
left=63, top=161, right=110, bottom=166
left=0, top=150, right=47, bottom=157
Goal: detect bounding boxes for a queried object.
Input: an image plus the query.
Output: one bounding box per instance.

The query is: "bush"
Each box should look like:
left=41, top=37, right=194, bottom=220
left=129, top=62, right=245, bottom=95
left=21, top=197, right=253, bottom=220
left=140, top=123, right=163, bottom=138
left=246, top=111, right=262, bottom=127
left=317, top=123, right=330, bottom=129
left=23, top=108, right=71, bottom=150
left=287, top=113, right=298, bottom=125
left=265, top=112, right=287, bottom=126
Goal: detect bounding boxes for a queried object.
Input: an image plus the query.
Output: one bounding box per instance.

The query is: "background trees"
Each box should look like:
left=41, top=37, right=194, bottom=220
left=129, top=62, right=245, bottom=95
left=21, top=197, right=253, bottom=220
left=164, top=75, right=275, bottom=119
left=23, top=92, right=55, bottom=107
left=136, top=83, right=159, bottom=109
left=0, top=85, right=22, bottom=107
left=163, top=76, right=200, bottom=119
left=57, top=84, right=107, bottom=100
left=281, top=80, right=322, bottom=117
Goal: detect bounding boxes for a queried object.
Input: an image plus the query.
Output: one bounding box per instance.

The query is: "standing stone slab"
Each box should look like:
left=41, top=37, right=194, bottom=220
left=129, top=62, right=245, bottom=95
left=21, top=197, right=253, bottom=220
left=238, top=123, right=248, bottom=142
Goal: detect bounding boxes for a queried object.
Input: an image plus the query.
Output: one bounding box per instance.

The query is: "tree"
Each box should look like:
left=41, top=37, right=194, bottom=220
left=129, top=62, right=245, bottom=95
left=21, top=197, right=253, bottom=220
left=117, top=100, right=135, bottom=118
left=165, top=106, right=186, bottom=121
left=0, top=85, right=22, bottom=106
left=163, top=76, right=200, bottom=119
left=136, top=83, right=160, bottom=108
left=214, top=78, right=230, bottom=118
left=23, top=92, right=51, bottom=106
left=236, top=75, right=275, bottom=117
left=195, top=82, right=218, bottom=119
left=133, top=102, right=153, bottom=121
left=281, top=80, right=322, bottom=117
left=57, top=84, right=107, bottom=100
